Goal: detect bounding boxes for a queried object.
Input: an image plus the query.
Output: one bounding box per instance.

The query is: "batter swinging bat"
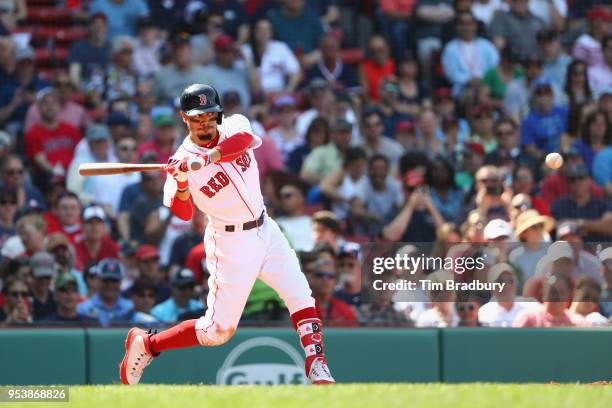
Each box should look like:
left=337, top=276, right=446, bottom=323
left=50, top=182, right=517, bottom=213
left=78, top=157, right=204, bottom=176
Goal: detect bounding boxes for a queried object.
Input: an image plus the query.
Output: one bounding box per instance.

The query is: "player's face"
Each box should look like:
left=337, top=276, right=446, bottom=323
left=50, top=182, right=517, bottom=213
left=182, top=112, right=219, bottom=146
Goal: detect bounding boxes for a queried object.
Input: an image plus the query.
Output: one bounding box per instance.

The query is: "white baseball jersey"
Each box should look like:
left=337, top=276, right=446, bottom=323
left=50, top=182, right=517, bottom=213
left=163, top=114, right=265, bottom=226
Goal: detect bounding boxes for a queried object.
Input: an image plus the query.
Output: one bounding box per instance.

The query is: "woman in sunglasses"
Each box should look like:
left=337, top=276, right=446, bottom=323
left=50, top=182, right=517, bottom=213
left=0, top=276, right=32, bottom=325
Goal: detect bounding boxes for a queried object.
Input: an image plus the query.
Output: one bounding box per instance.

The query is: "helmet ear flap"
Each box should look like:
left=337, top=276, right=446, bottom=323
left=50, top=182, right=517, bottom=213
left=217, top=112, right=223, bottom=125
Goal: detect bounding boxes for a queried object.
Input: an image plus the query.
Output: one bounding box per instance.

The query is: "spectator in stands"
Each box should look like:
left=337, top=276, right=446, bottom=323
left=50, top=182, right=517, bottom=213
left=0, top=45, right=47, bottom=133
left=415, top=109, right=447, bottom=159
left=16, top=214, right=46, bottom=256
left=144, top=202, right=191, bottom=267
left=551, top=163, right=612, bottom=243
left=456, top=292, right=481, bottom=327
left=360, top=109, right=403, bottom=168
left=83, top=263, right=100, bottom=299
left=44, top=274, right=98, bottom=325
left=276, top=182, right=314, bottom=251
left=189, top=11, right=224, bottom=66
left=514, top=273, right=588, bottom=327
left=508, top=209, right=555, bottom=283
left=311, top=211, right=344, bottom=254
left=0, top=187, right=17, bottom=248
left=154, top=33, right=208, bottom=103
left=383, top=170, right=445, bottom=242
left=204, top=34, right=253, bottom=107
left=46, top=192, right=83, bottom=246
left=0, top=0, right=25, bottom=33
left=351, top=155, right=404, bottom=236
left=359, top=35, right=395, bottom=102
left=511, top=164, right=550, bottom=215
left=242, top=18, right=301, bottom=94
left=0, top=276, right=32, bottom=324
left=573, top=110, right=611, bottom=171
left=564, top=59, right=593, bottom=135
left=128, top=170, right=163, bottom=244
left=377, top=0, right=415, bottom=60
left=295, top=80, right=337, bottom=138
left=572, top=6, right=611, bottom=67
left=416, top=269, right=459, bottom=327
left=598, top=247, right=612, bottom=318
left=151, top=268, right=203, bottom=323
left=134, top=244, right=171, bottom=303
left=427, top=156, right=464, bottom=222
left=287, top=117, right=329, bottom=174
left=168, top=209, right=206, bottom=272
left=394, top=120, right=420, bottom=151
left=46, top=233, right=87, bottom=296
left=520, top=81, right=568, bottom=159
left=395, top=57, right=428, bottom=119
left=137, top=106, right=177, bottom=164
left=587, top=35, right=612, bottom=93
left=490, top=0, right=546, bottom=61
left=305, top=33, right=358, bottom=91
left=306, top=244, right=357, bottom=325
left=132, top=17, right=162, bottom=78
left=127, top=277, right=158, bottom=326
left=593, top=144, right=612, bottom=196
left=75, top=206, right=119, bottom=267
left=553, top=225, right=601, bottom=287
left=24, top=89, right=82, bottom=182
left=89, top=0, right=149, bottom=40
left=68, top=12, right=111, bottom=86
left=538, top=30, right=572, bottom=92
left=77, top=258, right=133, bottom=326
left=481, top=45, right=524, bottom=105
left=441, top=11, right=499, bottom=97
left=300, top=118, right=352, bottom=185
left=268, top=95, right=301, bottom=162
left=478, top=263, right=531, bottom=327
left=320, top=147, right=368, bottom=220
left=1, top=155, right=45, bottom=209
left=569, top=276, right=608, bottom=325
left=29, top=251, right=57, bottom=320
left=486, top=119, right=533, bottom=173
left=268, top=0, right=325, bottom=66
left=333, top=243, right=364, bottom=307
left=503, top=56, right=545, bottom=121
left=25, top=72, right=90, bottom=133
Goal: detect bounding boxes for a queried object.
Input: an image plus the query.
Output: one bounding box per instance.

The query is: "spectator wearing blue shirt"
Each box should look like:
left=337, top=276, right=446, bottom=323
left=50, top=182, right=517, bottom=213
left=151, top=268, right=203, bottom=323
left=573, top=110, right=611, bottom=172
left=592, top=146, right=612, bottom=195
left=77, top=258, right=133, bottom=326
left=441, top=11, right=499, bottom=97
left=90, top=0, right=149, bottom=40
left=520, top=81, right=568, bottom=159
left=127, top=277, right=159, bottom=326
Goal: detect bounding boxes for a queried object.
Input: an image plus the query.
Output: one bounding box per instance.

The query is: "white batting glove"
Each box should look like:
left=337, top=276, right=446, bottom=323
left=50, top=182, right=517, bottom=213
left=165, top=158, right=188, bottom=183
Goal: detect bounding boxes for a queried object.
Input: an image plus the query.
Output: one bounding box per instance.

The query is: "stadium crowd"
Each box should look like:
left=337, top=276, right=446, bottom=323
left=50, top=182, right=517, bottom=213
left=0, top=0, right=611, bottom=329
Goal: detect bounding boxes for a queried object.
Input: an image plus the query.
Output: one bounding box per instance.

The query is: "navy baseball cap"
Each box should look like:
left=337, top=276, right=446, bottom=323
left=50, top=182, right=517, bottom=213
left=171, top=268, right=196, bottom=287
left=98, top=258, right=124, bottom=281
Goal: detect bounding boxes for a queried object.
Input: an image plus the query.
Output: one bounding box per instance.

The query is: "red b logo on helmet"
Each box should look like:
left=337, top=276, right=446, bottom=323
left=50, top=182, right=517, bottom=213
left=199, top=94, right=208, bottom=106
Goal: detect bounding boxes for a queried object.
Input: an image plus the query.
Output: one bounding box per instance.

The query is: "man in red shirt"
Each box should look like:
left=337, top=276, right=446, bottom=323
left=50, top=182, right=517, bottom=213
left=75, top=205, right=119, bottom=267
left=305, top=244, right=357, bottom=326
left=46, top=191, right=83, bottom=246
left=136, top=106, right=177, bottom=164
left=24, top=88, right=82, bottom=179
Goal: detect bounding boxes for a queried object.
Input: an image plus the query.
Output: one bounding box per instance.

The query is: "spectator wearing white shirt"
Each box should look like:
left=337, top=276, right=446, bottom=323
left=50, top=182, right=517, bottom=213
left=267, top=94, right=302, bottom=163
left=240, top=18, right=301, bottom=94
left=416, top=269, right=459, bottom=328
left=479, top=263, right=533, bottom=327
left=528, top=0, right=567, bottom=30
left=275, top=182, right=315, bottom=252
left=588, top=35, right=612, bottom=97
left=132, top=17, right=162, bottom=78
left=471, top=0, right=506, bottom=27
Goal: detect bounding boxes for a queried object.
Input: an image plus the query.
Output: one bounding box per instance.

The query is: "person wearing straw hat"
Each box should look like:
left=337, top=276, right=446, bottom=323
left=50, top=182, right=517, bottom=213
left=508, top=209, right=555, bottom=286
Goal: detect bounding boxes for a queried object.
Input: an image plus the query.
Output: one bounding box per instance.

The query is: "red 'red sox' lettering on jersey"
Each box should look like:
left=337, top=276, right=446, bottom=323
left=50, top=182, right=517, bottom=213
left=235, top=152, right=251, bottom=172
left=200, top=171, right=230, bottom=198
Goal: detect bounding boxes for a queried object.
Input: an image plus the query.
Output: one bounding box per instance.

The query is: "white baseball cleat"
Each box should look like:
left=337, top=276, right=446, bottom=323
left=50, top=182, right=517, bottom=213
left=119, top=328, right=156, bottom=385
left=309, top=357, right=336, bottom=385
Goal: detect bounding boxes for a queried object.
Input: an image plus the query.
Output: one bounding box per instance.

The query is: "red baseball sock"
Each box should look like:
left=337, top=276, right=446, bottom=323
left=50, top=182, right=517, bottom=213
left=291, top=307, right=327, bottom=377
left=149, top=319, right=200, bottom=354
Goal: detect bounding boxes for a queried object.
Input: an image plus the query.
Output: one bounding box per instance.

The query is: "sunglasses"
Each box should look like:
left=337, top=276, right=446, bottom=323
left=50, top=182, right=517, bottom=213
left=457, top=304, right=476, bottom=312
left=118, top=145, right=136, bottom=152
left=568, top=176, right=587, bottom=182
left=9, top=291, right=29, bottom=298
left=314, top=271, right=335, bottom=279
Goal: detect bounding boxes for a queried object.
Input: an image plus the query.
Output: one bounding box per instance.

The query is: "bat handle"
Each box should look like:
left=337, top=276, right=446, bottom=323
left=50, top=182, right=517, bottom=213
left=188, top=156, right=204, bottom=172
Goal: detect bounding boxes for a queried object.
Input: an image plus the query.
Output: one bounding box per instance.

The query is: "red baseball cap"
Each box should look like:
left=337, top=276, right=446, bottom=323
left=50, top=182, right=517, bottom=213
left=396, top=120, right=416, bottom=133
left=135, top=244, right=160, bottom=261
left=214, top=34, right=235, bottom=51
left=588, top=6, right=612, bottom=22
left=464, top=141, right=485, bottom=156
left=404, top=170, right=425, bottom=187
left=433, top=87, right=452, bottom=101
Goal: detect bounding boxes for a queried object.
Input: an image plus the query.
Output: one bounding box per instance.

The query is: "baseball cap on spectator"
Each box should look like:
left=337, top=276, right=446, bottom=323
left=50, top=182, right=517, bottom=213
left=514, top=209, right=555, bottom=239
left=16, top=46, right=34, bottom=62
left=511, top=193, right=532, bottom=211
left=54, top=273, right=77, bottom=291
left=84, top=263, right=101, bottom=279
left=135, top=244, right=160, bottom=261
left=565, top=163, right=590, bottom=179
left=36, top=87, right=56, bottom=103
left=463, top=141, right=485, bottom=157
left=338, top=242, right=361, bottom=260
left=119, top=240, right=139, bottom=257
left=30, top=251, right=56, bottom=278
left=83, top=205, right=106, bottom=223
left=222, top=90, right=241, bottom=108
left=172, top=32, right=191, bottom=48
left=332, top=117, right=353, bottom=132
left=396, top=120, right=416, bottom=133
left=273, top=94, right=297, bottom=109
left=0, top=130, right=11, bottom=149
left=472, top=105, right=493, bottom=118
left=46, top=232, right=72, bottom=252
left=214, top=34, right=235, bottom=51
left=111, top=36, right=135, bottom=55
left=312, top=211, right=340, bottom=234
left=599, top=246, right=612, bottom=262
left=89, top=11, right=107, bottom=22
left=484, top=219, right=513, bottom=240
left=547, top=241, right=574, bottom=262
left=588, top=6, right=612, bottom=22
left=308, top=78, right=329, bottom=93
left=433, top=87, right=452, bottom=101
left=536, top=29, right=558, bottom=43
left=404, top=169, right=425, bottom=187
left=556, top=221, right=580, bottom=239
left=140, top=150, right=159, bottom=163
left=130, top=277, right=157, bottom=296
left=85, top=124, right=111, bottom=142
left=151, top=106, right=175, bottom=127
left=533, top=79, right=553, bottom=94
left=488, top=262, right=516, bottom=283
left=1, top=235, right=25, bottom=259
left=107, top=111, right=132, bottom=127
left=171, top=268, right=196, bottom=287
left=98, top=258, right=123, bottom=281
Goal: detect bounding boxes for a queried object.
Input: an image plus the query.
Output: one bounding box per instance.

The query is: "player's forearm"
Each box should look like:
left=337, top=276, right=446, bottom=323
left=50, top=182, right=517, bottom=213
left=171, top=187, right=194, bottom=221
left=214, top=132, right=254, bottom=162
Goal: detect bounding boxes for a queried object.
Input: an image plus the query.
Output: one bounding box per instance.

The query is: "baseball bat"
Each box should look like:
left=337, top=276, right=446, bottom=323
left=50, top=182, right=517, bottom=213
left=78, top=157, right=204, bottom=176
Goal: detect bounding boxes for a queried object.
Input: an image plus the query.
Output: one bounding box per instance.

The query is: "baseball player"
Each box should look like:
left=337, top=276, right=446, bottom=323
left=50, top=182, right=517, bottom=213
left=120, top=84, right=335, bottom=385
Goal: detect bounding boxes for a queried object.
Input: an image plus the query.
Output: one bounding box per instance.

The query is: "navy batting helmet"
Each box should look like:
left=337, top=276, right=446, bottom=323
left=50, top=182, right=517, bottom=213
left=180, top=84, right=223, bottom=124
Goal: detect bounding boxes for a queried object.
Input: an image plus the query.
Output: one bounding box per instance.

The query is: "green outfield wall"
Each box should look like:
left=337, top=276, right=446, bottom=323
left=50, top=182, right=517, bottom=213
left=0, top=328, right=610, bottom=385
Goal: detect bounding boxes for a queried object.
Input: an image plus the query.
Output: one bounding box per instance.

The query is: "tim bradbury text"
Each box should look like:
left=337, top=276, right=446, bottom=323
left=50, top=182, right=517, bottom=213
left=372, top=279, right=506, bottom=292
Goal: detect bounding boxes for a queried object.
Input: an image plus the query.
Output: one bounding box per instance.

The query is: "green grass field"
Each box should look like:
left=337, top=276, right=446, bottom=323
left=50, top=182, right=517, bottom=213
left=2, top=384, right=612, bottom=408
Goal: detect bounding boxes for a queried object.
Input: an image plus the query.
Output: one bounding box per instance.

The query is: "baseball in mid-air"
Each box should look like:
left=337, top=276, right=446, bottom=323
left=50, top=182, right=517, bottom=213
left=545, top=152, right=564, bottom=170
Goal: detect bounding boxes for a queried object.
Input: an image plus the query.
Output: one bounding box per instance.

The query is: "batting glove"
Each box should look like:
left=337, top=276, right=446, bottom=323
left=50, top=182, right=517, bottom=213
left=165, top=158, right=189, bottom=188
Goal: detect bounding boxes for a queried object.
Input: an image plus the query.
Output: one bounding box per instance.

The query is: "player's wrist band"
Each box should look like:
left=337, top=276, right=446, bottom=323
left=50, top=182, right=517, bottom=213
left=176, top=180, right=189, bottom=190
left=177, top=187, right=189, bottom=193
